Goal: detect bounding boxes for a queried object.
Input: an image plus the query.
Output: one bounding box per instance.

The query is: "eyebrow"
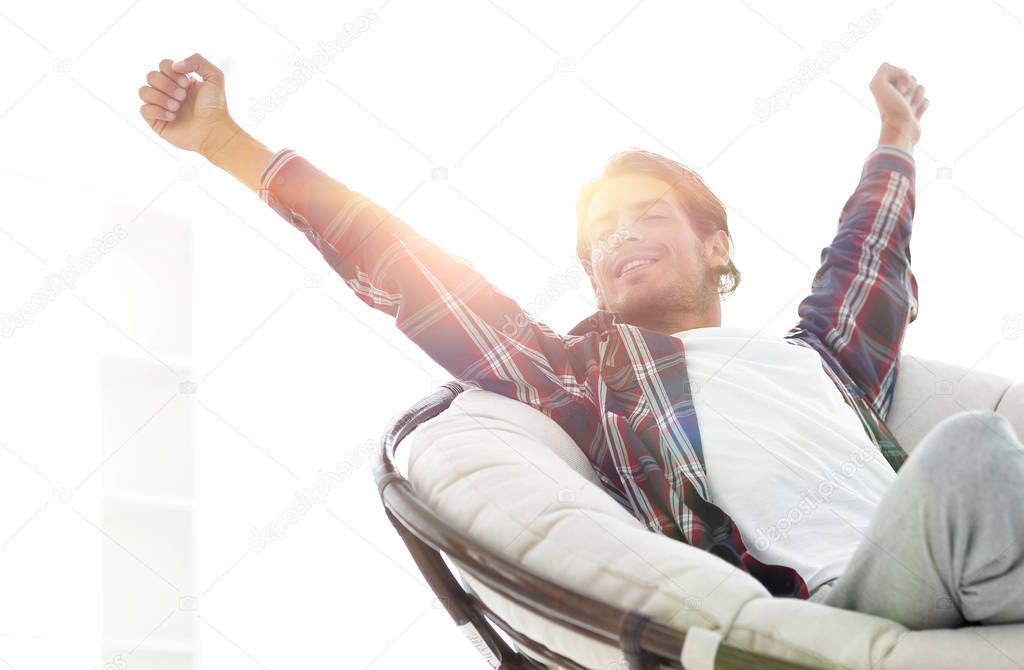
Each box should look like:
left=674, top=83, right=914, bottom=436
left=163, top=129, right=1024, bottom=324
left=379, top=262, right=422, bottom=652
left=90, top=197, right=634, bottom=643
left=588, top=197, right=673, bottom=231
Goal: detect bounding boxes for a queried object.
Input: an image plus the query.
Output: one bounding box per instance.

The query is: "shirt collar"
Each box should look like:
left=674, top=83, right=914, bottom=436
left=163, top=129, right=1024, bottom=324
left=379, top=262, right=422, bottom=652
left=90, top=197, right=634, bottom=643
left=568, top=309, right=618, bottom=336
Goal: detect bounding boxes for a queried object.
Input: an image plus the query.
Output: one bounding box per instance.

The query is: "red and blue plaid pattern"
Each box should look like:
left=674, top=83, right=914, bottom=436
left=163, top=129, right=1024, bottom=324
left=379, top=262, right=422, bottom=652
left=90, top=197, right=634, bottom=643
left=258, top=145, right=917, bottom=599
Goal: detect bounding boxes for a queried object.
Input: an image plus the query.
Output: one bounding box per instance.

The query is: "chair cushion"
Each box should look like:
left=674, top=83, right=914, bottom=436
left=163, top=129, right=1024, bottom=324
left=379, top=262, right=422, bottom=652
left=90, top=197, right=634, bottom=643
left=406, top=377, right=1024, bottom=668
left=408, top=389, right=771, bottom=668
left=995, top=382, right=1024, bottom=443
left=887, top=355, right=1017, bottom=452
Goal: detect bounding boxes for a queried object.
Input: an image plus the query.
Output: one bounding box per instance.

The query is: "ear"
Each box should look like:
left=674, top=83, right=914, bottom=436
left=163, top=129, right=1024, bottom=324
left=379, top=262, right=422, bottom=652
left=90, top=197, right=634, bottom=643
left=589, top=274, right=606, bottom=311
left=706, top=229, right=730, bottom=270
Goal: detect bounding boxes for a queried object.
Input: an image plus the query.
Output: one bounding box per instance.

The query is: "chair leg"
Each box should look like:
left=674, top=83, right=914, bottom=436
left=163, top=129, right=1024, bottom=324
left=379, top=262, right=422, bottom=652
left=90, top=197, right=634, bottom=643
left=386, top=509, right=531, bottom=668
left=619, top=611, right=656, bottom=670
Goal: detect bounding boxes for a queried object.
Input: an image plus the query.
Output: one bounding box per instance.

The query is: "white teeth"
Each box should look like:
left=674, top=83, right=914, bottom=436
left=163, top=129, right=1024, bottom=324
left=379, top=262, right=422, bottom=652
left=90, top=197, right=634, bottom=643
left=620, top=259, right=655, bottom=276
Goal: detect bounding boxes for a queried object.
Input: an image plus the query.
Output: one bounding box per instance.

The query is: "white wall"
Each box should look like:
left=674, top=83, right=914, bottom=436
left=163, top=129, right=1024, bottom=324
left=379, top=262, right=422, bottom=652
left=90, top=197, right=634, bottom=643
left=1, top=0, right=1022, bottom=667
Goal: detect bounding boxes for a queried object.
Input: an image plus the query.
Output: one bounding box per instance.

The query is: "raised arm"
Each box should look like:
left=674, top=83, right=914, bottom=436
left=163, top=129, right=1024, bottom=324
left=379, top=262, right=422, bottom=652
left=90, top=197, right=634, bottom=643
left=137, top=54, right=602, bottom=450
left=785, top=63, right=929, bottom=421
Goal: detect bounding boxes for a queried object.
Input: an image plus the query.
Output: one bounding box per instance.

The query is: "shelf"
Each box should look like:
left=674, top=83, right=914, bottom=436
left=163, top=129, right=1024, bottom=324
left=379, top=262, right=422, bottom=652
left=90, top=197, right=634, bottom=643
left=100, top=349, right=194, bottom=374
left=1, top=336, right=193, bottom=373
left=102, top=636, right=193, bottom=654
left=97, top=490, right=195, bottom=512
left=0, top=631, right=192, bottom=653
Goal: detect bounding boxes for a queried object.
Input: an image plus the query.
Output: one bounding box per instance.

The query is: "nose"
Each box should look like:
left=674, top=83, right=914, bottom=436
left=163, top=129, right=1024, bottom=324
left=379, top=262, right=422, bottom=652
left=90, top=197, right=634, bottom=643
left=616, top=222, right=641, bottom=242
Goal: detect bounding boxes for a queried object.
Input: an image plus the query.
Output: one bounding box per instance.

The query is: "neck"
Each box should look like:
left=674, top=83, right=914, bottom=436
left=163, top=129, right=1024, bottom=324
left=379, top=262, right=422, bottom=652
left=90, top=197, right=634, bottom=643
left=621, top=301, right=722, bottom=335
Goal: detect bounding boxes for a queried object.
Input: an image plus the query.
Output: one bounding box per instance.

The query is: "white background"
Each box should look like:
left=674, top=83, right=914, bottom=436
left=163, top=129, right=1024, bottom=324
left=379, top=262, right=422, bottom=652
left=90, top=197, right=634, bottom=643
left=1, top=0, right=1023, bottom=668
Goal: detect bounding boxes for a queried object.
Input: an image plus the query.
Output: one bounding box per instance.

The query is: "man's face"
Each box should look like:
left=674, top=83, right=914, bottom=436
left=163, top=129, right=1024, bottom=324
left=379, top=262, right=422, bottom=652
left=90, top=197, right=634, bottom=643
left=585, top=173, right=720, bottom=327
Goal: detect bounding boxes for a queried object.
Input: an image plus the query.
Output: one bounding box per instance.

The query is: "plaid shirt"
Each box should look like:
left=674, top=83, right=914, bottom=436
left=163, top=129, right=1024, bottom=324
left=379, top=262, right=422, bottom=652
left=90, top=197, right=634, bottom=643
left=258, top=145, right=918, bottom=600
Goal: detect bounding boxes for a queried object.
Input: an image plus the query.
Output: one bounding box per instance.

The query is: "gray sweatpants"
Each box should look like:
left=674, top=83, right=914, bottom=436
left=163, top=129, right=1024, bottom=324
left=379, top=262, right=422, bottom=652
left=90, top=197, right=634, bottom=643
left=808, top=409, right=1024, bottom=629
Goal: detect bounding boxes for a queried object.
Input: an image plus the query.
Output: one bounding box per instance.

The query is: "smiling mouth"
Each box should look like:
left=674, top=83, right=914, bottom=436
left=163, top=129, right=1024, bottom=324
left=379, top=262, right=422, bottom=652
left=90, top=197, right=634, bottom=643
left=618, top=258, right=658, bottom=278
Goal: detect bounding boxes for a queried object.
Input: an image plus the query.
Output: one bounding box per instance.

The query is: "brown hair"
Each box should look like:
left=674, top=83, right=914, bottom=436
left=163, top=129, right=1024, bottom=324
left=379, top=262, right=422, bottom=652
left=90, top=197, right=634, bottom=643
left=575, top=149, right=740, bottom=299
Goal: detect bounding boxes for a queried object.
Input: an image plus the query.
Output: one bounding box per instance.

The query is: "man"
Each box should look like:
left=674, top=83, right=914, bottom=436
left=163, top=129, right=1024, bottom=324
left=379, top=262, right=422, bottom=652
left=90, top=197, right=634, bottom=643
left=138, top=55, right=1024, bottom=629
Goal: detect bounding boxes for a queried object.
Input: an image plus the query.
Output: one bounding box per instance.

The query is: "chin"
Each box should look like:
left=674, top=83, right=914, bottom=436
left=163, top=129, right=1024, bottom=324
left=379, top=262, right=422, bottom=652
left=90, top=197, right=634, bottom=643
left=610, top=295, right=661, bottom=322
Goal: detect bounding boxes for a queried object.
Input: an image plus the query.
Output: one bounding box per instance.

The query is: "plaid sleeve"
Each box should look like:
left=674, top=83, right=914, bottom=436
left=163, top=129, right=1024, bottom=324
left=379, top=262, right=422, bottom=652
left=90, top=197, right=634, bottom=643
left=257, top=148, right=600, bottom=443
left=786, top=146, right=918, bottom=420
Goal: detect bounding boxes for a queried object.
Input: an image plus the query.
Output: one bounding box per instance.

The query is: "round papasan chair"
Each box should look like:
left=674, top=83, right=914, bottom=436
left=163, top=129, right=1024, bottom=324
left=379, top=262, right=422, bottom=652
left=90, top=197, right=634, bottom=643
left=373, top=353, right=1024, bottom=669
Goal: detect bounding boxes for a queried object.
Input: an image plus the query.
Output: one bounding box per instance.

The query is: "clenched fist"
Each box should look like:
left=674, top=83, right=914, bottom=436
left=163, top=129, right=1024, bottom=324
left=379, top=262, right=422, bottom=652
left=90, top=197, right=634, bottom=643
left=870, top=63, right=929, bottom=151
left=138, top=53, right=235, bottom=155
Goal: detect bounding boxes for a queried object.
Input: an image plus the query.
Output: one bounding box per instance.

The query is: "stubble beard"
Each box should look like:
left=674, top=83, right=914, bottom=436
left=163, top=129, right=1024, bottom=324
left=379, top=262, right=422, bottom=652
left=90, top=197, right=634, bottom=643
left=612, top=255, right=718, bottom=328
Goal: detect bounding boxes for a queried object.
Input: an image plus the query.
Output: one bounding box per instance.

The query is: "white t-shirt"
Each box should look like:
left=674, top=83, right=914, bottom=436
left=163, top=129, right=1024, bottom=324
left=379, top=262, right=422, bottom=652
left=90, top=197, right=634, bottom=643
left=673, top=325, right=898, bottom=594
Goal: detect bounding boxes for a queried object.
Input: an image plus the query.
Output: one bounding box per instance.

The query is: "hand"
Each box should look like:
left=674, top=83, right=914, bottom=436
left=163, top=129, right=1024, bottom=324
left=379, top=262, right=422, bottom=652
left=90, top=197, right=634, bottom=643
left=870, top=62, right=929, bottom=151
left=137, top=53, right=235, bottom=156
